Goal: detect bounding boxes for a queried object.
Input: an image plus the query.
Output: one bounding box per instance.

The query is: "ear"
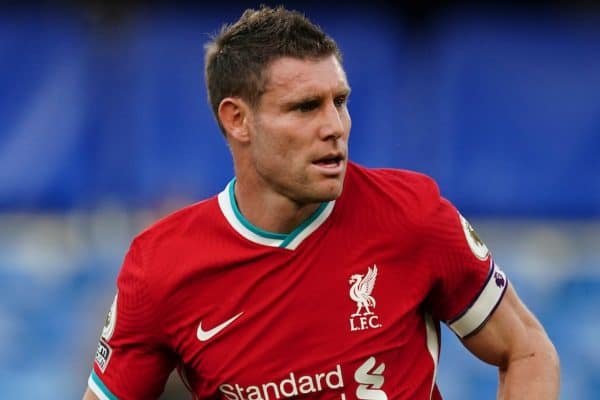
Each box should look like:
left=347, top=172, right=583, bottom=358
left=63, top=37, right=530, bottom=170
left=218, top=97, right=251, bottom=143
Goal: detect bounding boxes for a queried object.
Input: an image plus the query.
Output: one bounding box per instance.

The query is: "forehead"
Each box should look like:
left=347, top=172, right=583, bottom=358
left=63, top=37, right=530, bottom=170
left=262, top=56, right=349, bottom=99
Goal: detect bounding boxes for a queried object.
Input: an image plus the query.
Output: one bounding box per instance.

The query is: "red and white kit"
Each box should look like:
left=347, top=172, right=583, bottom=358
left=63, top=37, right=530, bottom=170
left=89, top=162, right=507, bottom=400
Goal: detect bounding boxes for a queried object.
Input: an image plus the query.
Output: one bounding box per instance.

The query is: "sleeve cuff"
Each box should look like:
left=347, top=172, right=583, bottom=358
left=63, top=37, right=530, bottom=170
left=88, top=370, right=119, bottom=400
left=447, top=261, right=508, bottom=338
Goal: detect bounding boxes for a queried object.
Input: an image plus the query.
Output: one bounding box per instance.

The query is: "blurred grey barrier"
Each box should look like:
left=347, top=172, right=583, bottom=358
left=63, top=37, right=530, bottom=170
left=0, top=211, right=598, bottom=399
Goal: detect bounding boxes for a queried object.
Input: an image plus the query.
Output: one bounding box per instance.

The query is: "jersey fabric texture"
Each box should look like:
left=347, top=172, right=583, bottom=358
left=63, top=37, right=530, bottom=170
left=88, top=162, right=508, bottom=400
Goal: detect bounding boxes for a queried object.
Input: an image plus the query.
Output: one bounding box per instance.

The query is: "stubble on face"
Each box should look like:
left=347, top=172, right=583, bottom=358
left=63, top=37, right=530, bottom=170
left=247, top=55, right=351, bottom=206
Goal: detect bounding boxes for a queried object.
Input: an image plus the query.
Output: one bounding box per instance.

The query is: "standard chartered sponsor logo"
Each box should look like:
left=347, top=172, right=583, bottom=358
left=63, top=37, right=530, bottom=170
left=354, top=356, right=387, bottom=400
left=219, top=356, right=388, bottom=400
left=219, top=364, right=344, bottom=400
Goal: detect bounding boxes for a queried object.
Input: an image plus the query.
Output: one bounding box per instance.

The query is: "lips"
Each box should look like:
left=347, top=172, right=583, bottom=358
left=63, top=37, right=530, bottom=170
left=312, top=153, right=344, bottom=167
left=311, top=153, right=345, bottom=176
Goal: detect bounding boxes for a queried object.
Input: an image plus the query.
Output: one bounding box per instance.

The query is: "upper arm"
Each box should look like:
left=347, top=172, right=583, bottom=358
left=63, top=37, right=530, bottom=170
left=461, top=284, right=555, bottom=369
left=409, top=179, right=557, bottom=374
left=82, top=387, right=100, bottom=400
left=86, top=240, right=176, bottom=399
left=419, top=195, right=507, bottom=332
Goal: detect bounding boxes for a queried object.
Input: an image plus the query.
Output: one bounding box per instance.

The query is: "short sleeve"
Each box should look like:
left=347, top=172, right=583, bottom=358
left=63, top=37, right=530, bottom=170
left=88, top=239, right=176, bottom=400
left=421, top=195, right=508, bottom=339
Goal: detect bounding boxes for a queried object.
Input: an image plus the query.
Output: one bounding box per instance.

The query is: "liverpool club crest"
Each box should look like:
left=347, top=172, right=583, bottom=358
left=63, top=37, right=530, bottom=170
left=349, top=265, right=382, bottom=332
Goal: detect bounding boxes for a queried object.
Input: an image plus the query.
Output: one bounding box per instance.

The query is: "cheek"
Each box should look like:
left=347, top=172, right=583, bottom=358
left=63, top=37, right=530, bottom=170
left=343, top=109, right=352, bottom=135
left=252, top=117, right=311, bottom=169
left=259, top=128, right=302, bottom=158
left=252, top=129, right=295, bottom=171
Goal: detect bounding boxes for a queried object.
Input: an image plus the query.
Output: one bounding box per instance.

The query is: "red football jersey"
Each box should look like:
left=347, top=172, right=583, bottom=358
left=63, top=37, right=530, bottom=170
left=88, top=162, right=507, bottom=400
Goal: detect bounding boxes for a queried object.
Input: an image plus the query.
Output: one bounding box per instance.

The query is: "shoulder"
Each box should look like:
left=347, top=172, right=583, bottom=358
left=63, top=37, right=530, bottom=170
left=136, top=196, right=218, bottom=243
left=125, top=196, right=221, bottom=272
left=343, top=161, right=442, bottom=225
left=345, top=161, right=440, bottom=200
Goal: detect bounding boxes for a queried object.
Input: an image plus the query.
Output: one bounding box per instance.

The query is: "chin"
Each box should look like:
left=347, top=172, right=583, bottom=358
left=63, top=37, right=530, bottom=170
left=314, top=179, right=344, bottom=202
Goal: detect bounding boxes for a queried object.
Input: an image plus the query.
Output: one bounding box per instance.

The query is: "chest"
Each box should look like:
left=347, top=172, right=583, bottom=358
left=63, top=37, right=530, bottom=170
left=160, top=235, right=437, bottom=399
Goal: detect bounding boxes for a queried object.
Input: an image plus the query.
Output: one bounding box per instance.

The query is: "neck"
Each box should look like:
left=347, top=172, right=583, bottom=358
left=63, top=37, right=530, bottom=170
left=233, top=177, right=322, bottom=235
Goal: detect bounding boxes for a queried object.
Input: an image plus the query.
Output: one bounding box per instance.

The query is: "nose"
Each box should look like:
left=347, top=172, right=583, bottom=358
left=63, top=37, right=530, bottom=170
left=318, top=100, right=347, bottom=140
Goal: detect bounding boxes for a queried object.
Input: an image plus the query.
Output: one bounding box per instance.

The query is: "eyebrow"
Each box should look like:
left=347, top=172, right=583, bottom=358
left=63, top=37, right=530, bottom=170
left=281, top=86, right=352, bottom=108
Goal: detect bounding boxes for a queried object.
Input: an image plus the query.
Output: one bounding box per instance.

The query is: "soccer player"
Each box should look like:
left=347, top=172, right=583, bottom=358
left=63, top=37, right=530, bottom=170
left=83, top=6, right=559, bottom=400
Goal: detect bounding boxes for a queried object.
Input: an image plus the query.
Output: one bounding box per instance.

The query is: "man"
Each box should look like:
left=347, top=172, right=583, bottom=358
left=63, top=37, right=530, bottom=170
left=83, top=6, right=559, bottom=400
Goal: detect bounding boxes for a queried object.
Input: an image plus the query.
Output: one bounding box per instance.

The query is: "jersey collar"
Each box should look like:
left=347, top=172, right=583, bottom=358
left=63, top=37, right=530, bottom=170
left=217, top=178, right=335, bottom=250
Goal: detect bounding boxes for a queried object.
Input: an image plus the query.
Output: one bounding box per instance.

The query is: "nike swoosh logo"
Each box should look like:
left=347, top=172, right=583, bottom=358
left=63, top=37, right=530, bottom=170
left=197, top=312, right=243, bottom=341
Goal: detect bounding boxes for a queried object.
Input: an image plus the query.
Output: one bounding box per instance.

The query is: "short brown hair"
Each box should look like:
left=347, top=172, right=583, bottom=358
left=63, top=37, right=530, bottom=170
left=204, top=6, right=342, bottom=134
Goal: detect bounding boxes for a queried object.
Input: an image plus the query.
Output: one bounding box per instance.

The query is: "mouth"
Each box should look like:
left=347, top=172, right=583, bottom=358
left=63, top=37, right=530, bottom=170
left=312, top=153, right=345, bottom=174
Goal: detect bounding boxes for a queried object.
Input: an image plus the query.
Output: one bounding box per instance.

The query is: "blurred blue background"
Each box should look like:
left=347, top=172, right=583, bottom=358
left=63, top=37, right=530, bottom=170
left=0, top=0, right=598, bottom=398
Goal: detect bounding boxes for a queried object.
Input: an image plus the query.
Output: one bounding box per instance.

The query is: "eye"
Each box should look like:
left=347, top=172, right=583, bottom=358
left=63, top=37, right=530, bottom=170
left=334, top=95, right=348, bottom=108
left=295, top=100, right=320, bottom=113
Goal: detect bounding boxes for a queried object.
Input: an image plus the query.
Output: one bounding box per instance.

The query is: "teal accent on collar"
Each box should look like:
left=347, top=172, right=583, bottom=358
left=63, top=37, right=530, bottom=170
left=228, top=178, right=330, bottom=248
left=90, top=370, right=118, bottom=400
left=229, top=179, right=286, bottom=240
left=279, top=202, right=328, bottom=248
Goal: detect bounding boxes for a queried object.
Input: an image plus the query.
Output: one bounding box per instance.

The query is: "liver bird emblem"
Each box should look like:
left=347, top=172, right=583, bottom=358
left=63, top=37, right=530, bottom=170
left=349, top=265, right=378, bottom=317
